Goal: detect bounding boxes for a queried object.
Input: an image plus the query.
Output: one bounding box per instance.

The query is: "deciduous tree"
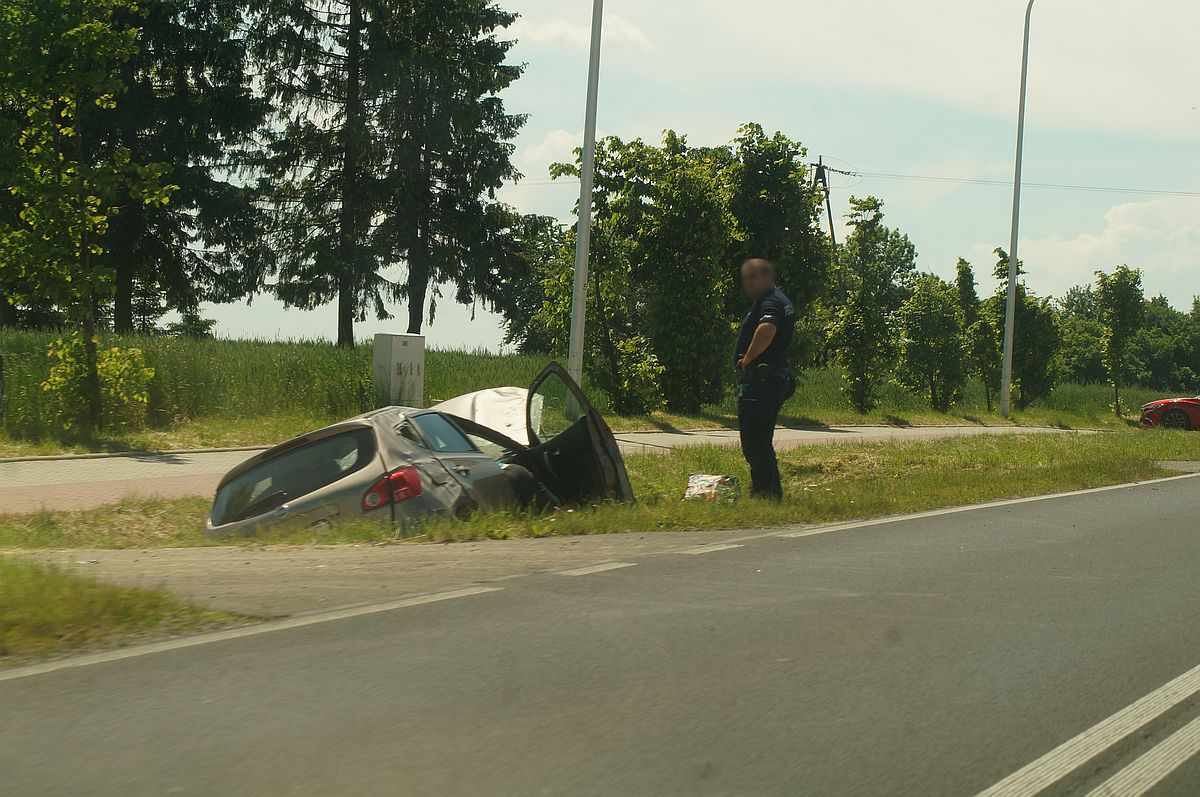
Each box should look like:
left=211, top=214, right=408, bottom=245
left=0, top=0, right=171, bottom=426
left=828, top=197, right=916, bottom=412
left=1095, top=265, right=1145, bottom=414
left=725, top=123, right=829, bottom=319
left=986, top=249, right=1059, bottom=410
left=896, top=274, right=966, bottom=412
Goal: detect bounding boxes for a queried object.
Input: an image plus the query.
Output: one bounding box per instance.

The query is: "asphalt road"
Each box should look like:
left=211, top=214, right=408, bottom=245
left=0, top=424, right=1075, bottom=512
left=5, top=476, right=1200, bottom=796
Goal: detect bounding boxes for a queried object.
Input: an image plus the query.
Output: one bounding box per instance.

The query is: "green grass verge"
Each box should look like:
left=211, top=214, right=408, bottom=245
left=3, top=431, right=1197, bottom=549
left=0, top=555, right=238, bottom=662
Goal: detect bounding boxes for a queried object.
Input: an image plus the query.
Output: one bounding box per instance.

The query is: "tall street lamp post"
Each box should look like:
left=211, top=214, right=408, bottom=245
left=1000, top=0, right=1036, bottom=418
left=566, top=0, right=605, bottom=385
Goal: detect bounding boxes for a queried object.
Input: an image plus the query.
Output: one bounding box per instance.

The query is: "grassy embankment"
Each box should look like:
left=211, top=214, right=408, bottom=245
left=3, top=430, right=1197, bottom=549
left=0, top=556, right=238, bottom=662
left=0, top=330, right=1164, bottom=457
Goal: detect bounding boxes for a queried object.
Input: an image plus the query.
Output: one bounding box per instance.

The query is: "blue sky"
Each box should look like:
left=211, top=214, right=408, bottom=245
left=207, top=0, right=1200, bottom=347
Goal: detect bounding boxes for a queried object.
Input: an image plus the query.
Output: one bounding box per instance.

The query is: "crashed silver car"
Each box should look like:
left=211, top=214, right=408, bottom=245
left=206, top=364, right=634, bottom=536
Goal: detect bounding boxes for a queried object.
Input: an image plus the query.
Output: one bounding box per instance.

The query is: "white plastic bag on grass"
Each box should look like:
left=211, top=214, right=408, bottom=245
left=683, top=474, right=741, bottom=503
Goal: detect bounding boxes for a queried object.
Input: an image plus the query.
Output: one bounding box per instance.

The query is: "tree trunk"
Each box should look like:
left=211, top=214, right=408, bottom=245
left=83, top=295, right=101, bottom=430
left=75, top=94, right=101, bottom=430
left=337, top=278, right=355, bottom=349
left=335, top=0, right=364, bottom=349
left=0, top=298, right=16, bottom=328
left=404, top=81, right=433, bottom=336
left=985, top=384, right=992, bottom=414
left=113, top=252, right=134, bottom=334
left=406, top=232, right=428, bottom=334
left=1113, top=382, right=1120, bottom=416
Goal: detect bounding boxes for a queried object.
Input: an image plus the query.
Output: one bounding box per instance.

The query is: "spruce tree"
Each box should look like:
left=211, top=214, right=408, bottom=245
left=375, top=0, right=525, bottom=334
left=252, top=0, right=385, bottom=346
left=252, top=0, right=523, bottom=345
left=101, top=0, right=272, bottom=332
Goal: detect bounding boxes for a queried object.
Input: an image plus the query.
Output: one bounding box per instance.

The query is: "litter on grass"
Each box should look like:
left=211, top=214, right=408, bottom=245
left=683, top=474, right=741, bottom=503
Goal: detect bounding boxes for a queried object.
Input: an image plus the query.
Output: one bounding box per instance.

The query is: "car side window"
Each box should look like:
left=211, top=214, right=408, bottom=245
left=397, top=422, right=425, bottom=448
left=408, top=413, right=478, bottom=454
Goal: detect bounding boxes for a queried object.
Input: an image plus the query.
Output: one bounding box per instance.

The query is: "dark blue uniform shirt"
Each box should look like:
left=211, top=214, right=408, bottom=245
left=734, top=287, right=795, bottom=370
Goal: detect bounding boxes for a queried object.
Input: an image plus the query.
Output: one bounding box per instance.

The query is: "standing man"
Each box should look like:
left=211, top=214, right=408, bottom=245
left=734, top=258, right=796, bottom=500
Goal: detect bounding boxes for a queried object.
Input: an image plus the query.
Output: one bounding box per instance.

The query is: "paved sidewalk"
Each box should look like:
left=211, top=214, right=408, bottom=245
left=612, top=423, right=1075, bottom=453
left=0, top=425, right=1075, bottom=514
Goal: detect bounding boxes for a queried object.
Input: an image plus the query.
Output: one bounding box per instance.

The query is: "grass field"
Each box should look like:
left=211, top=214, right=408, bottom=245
left=3, top=430, right=1197, bottom=549
left=0, top=330, right=1166, bottom=457
left=0, top=556, right=238, bottom=662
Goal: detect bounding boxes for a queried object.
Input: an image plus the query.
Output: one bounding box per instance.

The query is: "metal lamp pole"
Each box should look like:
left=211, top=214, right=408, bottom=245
left=566, top=0, right=605, bottom=385
left=1000, top=0, right=1036, bottom=418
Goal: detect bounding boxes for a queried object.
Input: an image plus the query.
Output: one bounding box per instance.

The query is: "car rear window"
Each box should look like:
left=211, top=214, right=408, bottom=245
left=211, top=428, right=377, bottom=526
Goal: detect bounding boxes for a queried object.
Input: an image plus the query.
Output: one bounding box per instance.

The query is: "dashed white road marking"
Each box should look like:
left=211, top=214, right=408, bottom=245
left=7, top=472, right=1196, bottom=685
left=677, top=543, right=744, bottom=555
left=0, top=586, right=502, bottom=683
left=1085, top=714, right=1200, bottom=797
left=976, top=661, right=1200, bottom=797
left=557, top=562, right=638, bottom=577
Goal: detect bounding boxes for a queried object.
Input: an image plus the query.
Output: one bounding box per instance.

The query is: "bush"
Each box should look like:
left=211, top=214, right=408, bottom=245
left=41, top=335, right=155, bottom=431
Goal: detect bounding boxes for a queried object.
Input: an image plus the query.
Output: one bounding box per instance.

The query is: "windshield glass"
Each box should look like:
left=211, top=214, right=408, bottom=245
left=211, top=428, right=376, bottom=525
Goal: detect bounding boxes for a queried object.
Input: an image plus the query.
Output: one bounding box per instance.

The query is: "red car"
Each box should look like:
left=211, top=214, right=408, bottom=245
left=1140, top=397, right=1200, bottom=430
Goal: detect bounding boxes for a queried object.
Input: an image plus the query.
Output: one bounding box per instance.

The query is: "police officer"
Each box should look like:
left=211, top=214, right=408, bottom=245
left=734, top=258, right=796, bottom=500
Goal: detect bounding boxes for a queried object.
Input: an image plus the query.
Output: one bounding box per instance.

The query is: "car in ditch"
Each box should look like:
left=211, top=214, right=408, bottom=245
left=1140, top=396, right=1200, bottom=431
left=205, top=363, right=634, bottom=537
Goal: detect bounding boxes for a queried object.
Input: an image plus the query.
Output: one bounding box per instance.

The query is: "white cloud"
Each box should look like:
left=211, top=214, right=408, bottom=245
left=646, top=0, right=1200, bottom=140
left=515, top=128, right=585, bottom=176
left=511, top=14, right=652, bottom=51
left=497, top=128, right=590, bottom=219
left=966, top=197, right=1200, bottom=305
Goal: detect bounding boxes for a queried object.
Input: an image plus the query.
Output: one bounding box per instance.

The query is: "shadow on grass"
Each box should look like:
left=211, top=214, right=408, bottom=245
left=0, top=429, right=147, bottom=458
left=778, top=414, right=839, bottom=430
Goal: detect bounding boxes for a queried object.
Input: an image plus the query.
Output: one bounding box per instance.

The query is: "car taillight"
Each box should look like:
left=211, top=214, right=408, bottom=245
left=362, top=466, right=422, bottom=511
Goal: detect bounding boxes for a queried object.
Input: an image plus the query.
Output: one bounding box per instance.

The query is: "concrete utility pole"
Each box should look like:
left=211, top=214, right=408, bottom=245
left=1000, top=0, right=1036, bottom=419
left=566, top=0, right=605, bottom=385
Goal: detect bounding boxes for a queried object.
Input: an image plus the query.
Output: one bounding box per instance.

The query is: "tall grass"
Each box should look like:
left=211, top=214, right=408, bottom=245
left=0, top=328, right=1170, bottom=450
left=0, top=330, right=553, bottom=440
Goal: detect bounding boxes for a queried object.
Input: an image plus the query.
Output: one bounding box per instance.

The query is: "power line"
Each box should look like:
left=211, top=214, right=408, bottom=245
left=840, top=169, right=1200, bottom=199
left=515, top=169, right=1200, bottom=199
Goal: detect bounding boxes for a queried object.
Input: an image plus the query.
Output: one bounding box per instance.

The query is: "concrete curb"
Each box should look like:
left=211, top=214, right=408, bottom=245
left=0, top=424, right=1084, bottom=465
left=0, top=445, right=271, bottom=465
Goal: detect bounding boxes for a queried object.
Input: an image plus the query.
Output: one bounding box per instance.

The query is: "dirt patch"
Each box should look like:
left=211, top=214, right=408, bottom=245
left=11, top=528, right=772, bottom=616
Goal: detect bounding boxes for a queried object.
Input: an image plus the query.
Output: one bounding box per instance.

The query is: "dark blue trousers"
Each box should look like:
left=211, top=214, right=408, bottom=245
left=737, top=370, right=795, bottom=500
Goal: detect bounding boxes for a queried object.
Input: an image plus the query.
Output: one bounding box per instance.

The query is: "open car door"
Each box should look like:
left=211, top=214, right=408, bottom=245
left=520, top=363, right=634, bottom=505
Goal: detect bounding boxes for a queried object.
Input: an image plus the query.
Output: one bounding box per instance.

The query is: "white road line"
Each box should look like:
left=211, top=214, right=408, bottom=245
left=677, top=543, right=744, bottom=555
left=557, top=562, right=638, bottom=577
left=976, top=661, right=1200, bottom=797
left=1085, top=714, right=1200, bottom=797
left=779, top=473, right=1200, bottom=541
left=0, top=586, right=502, bottom=683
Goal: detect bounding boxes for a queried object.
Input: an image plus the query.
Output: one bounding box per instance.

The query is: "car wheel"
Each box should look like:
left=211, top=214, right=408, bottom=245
left=1161, top=409, right=1192, bottom=430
